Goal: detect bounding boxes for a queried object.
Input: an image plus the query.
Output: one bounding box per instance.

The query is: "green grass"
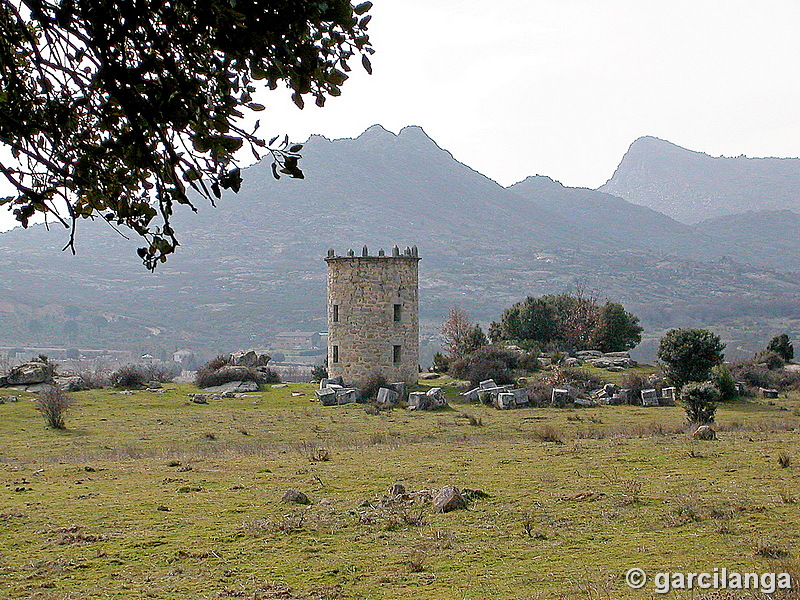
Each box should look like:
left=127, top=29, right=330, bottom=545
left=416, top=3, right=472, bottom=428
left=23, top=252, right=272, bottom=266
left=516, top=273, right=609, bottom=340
left=1, top=381, right=798, bottom=599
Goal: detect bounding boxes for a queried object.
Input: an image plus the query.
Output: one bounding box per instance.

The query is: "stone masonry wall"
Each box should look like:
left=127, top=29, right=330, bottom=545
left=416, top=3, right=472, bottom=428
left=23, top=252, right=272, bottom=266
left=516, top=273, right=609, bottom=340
left=326, top=248, right=420, bottom=386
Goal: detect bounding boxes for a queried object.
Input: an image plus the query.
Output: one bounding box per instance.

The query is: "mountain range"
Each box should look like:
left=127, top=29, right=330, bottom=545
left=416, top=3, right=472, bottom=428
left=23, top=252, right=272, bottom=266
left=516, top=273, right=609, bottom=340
left=600, top=135, right=800, bottom=223
left=0, top=126, right=798, bottom=364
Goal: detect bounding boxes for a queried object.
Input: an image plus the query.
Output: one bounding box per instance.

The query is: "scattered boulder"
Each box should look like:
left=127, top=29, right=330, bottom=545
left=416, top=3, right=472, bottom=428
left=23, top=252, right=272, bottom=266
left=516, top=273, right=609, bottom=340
left=659, top=387, right=678, bottom=406
left=760, top=388, right=779, bottom=399
left=7, top=360, right=55, bottom=385
left=190, top=393, right=218, bottom=404
left=282, top=489, right=311, bottom=505
left=494, top=392, right=515, bottom=409
left=406, top=392, right=426, bottom=409
left=203, top=380, right=259, bottom=394
left=387, top=483, right=407, bottom=499
left=337, top=388, right=360, bottom=403
left=316, top=387, right=359, bottom=406
left=432, top=485, right=467, bottom=513
left=54, top=375, right=87, bottom=392
left=551, top=388, right=570, bottom=406
left=494, top=389, right=529, bottom=409
left=230, top=350, right=271, bottom=368
left=419, top=372, right=439, bottom=380
left=593, top=383, right=620, bottom=401
left=16, top=382, right=51, bottom=393
left=692, top=425, right=717, bottom=440
left=585, top=351, right=636, bottom=369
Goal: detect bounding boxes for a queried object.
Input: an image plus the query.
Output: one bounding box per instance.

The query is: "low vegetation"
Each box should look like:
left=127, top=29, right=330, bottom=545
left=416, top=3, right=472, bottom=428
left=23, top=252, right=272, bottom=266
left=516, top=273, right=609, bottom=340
left=680, top=381, right=720, bottom=424
left=110, top=363, right=178, bottom=389
left=1, top=372, right=798, bottom=599
left=33, top=385, right=73, bottom=429
left=194, top=355, right=279, bottom=389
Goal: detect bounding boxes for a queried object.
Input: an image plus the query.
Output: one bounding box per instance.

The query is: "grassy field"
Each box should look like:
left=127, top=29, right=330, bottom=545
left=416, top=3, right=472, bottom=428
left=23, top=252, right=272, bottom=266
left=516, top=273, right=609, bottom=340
left=1, top=377, right=799, bottom=599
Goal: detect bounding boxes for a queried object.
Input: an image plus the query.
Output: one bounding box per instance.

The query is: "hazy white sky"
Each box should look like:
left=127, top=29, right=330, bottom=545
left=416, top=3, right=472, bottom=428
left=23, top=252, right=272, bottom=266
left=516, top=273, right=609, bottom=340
left=2, top=0, right=800, bottom=230
left=254, top=0, right=800, bottom=188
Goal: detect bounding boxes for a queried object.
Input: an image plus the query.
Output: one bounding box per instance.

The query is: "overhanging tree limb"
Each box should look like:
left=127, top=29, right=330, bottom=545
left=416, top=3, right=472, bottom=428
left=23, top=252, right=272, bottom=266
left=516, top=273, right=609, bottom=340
left=0, top=0, right=373, bottom=269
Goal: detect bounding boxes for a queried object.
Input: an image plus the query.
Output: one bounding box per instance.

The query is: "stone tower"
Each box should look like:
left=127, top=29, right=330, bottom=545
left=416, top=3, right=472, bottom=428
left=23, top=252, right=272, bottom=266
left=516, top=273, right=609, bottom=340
left=325, top=245, right=420, bottom=386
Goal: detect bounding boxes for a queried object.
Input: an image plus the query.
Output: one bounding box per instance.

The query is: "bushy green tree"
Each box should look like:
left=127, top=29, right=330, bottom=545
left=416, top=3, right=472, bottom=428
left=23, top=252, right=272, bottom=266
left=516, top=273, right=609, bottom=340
left=711, top=364, right=737, bottom=401
left=492, top=296, right=557, bottom=346
left=765, top=334, right=794, bottom=363
left=432, top=352, right=450, bottom=373
left=465, top=325, right=489, bottom=354
left=449, top=346, right=518, bottom=387
left=657, top=328, right=725, bottom=387
left=757, top=351, right=785, bottom=370
left=681, top=382, right=719, bottom=424
left=594, top=302, right=642, bottom=352
left=491, top=294, right=641, bottom=353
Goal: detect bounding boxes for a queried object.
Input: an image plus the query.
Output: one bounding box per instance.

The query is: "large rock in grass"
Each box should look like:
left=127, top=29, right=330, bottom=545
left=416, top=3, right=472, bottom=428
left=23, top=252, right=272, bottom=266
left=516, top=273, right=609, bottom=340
left=692, top=425, right=717, bottom=440
left=54, top=375, right=87, bottom=392
left=7, top=361, right=54, bottom=385
left=203, top=380, right=259, bottom=394
left=281, top=489, right=310, bottom=505
left=230, top=350, right=271, bottom=368
left=432, top=485, right=467, bottom=512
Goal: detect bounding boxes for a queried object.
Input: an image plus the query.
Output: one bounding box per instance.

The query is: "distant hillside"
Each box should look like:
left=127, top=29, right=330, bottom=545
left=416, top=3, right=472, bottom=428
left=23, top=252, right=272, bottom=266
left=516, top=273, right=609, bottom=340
left=0, top=126, right=799, bottom=364
left=693, top=209, right=800, bottom=267
left=599, top=136, right=800, bottom=224
left=507, top=175, right=713, bottom=257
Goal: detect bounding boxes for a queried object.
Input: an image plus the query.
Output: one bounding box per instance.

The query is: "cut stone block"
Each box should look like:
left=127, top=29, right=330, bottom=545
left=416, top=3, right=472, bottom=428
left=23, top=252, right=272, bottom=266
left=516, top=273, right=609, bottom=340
left=641, top=388, right=659, bottom=407
left=551, top=388, right=570, bottom=405
left=316, top=388, right=337, bottom=406
left=495, top=392, right=515, bottom=409
left=376, top=387, right=400, bottom=406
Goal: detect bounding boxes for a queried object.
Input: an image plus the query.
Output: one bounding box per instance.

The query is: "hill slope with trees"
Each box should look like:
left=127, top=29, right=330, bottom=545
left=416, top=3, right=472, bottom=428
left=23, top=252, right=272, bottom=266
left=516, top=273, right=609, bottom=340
left=0, top=126, right=799, bottom=363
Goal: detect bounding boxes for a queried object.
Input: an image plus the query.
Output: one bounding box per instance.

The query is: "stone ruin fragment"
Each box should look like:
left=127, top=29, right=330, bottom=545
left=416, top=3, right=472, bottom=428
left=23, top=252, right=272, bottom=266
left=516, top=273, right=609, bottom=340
left=461, top=379, right=529, bottom=410
left=406, top=387, right=448, bottom=410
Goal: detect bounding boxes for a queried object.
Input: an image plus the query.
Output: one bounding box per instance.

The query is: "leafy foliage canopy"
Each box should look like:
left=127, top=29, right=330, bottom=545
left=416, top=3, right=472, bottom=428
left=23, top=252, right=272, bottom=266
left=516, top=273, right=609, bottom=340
left=657, top=328, right=725, bottom=387
left=0, top=0, right=373, bottom=268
